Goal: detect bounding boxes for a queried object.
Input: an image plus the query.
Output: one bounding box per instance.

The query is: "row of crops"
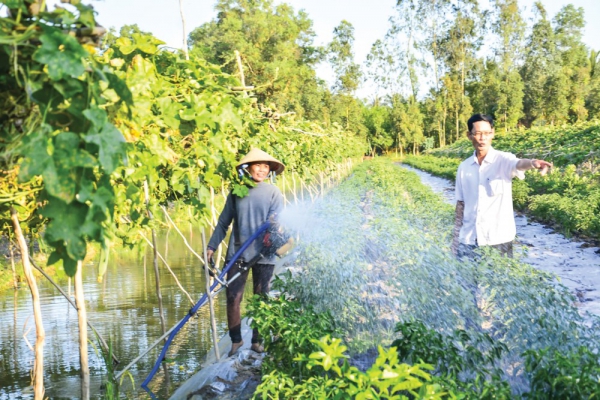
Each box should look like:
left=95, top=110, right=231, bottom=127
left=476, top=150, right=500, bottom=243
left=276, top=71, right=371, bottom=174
left=403, top=122, right=600, bottom=240
left=246, top=158, right=600, bottom=398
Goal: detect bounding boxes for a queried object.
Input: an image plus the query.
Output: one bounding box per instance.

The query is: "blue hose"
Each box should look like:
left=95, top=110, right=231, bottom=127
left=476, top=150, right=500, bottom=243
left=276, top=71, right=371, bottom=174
left=141, top=221, right=271, bottom=393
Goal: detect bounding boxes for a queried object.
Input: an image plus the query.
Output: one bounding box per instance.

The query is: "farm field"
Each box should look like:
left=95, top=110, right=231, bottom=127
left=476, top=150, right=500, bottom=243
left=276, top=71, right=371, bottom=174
left=246, top=159, right=600, bottom=399
left=3, top=0, right=600, bottom=398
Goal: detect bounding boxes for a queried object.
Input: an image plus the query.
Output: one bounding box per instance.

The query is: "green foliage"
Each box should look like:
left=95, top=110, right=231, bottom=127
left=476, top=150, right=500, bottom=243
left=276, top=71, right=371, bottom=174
left=276, top=158, right=600, bottom=398
left=0, top=0, right=131, bottom=274
left=1, top=1, right=367, bottom=272
left=248, top=291, right=451, bottom=399
left=363, top=104, right=393, bottom=155
left=247, top=282, right=339, bottom=378
left=403, top=155, right=460, bottom=181
left=392, top=321, right=512, bottom=399
left=524, top=346, right=600, bottom=399
left=188, top=0, right=325, bottom=120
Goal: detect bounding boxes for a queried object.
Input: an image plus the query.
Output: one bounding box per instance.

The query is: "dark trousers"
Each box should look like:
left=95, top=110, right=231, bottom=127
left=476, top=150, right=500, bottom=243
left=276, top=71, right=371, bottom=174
left=226, top=262, right=275, bottom=344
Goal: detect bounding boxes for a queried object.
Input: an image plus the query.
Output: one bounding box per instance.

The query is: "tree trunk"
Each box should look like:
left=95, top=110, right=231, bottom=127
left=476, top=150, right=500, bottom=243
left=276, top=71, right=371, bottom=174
left=74, top=260, right=90, bottom=399
left=455, top=109, right=459, bottom=142
left=11, top=207, right=45, bottom=399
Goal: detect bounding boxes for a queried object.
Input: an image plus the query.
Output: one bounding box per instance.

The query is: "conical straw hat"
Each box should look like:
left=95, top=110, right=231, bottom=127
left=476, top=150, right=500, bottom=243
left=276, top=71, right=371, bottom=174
left=237, top=148, right=285, bottom=175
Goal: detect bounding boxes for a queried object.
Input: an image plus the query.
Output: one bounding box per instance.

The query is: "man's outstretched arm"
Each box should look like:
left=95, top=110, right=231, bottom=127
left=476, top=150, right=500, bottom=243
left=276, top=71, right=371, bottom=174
left=452, top=200, right=465, bottom=256
left=516, top=158, right=553, bottom=175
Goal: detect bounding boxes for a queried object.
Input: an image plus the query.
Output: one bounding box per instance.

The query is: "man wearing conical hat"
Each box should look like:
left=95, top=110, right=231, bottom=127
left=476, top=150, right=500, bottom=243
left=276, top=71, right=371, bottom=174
left=207, top=148, right=285, bottom=356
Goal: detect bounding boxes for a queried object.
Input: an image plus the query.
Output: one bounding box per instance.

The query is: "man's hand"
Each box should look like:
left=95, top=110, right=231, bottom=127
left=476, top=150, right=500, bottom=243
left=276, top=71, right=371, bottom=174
left=532, top=159, right=553, bottom=176
left=206, top=249, right=214, bottom=264
left=517, top=158, right=553, bottom=176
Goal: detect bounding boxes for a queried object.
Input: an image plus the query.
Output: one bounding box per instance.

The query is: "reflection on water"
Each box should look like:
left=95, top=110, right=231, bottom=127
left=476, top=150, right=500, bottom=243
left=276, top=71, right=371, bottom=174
left=0, top=228, right=251, bottom=399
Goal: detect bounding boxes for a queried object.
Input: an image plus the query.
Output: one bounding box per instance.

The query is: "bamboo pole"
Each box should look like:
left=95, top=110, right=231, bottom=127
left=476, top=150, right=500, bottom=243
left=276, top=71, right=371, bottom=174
left=234, top=50, right=247, bottom=96
left=138, top=233, right=195, bottom=305
left=188, top=207, right=194, bottom=244
left=144, top=180, right=167, bottom=340
left=281, top=174, right=289, bottom=206
left=9, top=237, right=18, bottom=289
left=320, top=172, right=324, bottom=197
left=178, top=0, right=189, bottom=60
left=74, top=260, right=90, bottom=399
left=160, top=205, right=205, bottom=264
left=28, top=256, right=120, bottom=365
left=202, top=231, right=220, bottom=361
left=10, top=207, right=45, bottom=399
left=165, top=227, right=171, bottom=259
left=292, top=171, right=298, bottom=204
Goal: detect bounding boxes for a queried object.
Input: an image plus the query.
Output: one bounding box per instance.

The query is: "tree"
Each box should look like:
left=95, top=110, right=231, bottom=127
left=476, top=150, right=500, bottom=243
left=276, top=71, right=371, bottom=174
left=553, top=4, right=589, bottom=122
left=365, top=39, right=405, bottom=97
left=437, top=0, right=480, bottom=138
left=521, top=2, right=566, bottom=126
left=414, top=0, right=453, bottom=91
left=188, top=0, right=325, bottom=119
left=586, top=50, right=600, bottom=119
left=363, top=104, right=393, bottom=155
left=327, top=20, right=363, bottom=132
left=490, top=0, right=525, bottom=131
left=328, top=20, right=362, bottom=95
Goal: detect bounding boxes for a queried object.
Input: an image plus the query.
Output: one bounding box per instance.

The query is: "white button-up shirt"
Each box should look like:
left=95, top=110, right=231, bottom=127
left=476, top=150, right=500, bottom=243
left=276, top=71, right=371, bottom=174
left=455, top=147, right=525, bottom=246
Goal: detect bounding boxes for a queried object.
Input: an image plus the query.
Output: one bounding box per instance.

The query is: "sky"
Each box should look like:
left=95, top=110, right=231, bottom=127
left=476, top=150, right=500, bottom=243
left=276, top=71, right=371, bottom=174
left=54, top=0, right=600, bottom=97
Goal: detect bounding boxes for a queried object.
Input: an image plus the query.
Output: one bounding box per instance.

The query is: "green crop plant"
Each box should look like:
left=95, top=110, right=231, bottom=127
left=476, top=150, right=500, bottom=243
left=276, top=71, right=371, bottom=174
left=248, top=292, right=452, bottom=399
left=263, top=158, right=600, bottom=398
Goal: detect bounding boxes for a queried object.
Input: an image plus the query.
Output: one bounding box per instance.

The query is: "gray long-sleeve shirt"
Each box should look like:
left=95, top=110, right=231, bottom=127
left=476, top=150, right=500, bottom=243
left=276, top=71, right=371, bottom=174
left=208, top=182, right=284, bottom=265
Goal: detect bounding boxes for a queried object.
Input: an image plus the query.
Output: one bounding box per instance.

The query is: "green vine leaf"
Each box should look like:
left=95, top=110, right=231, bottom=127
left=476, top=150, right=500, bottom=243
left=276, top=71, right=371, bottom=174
left=83, top=107, right=127, bottom=173
left=33, top=26, right=88, bottom=81
left=42, top=199, right=92, bottom=268
left=232, top=183, right=249, bottom=198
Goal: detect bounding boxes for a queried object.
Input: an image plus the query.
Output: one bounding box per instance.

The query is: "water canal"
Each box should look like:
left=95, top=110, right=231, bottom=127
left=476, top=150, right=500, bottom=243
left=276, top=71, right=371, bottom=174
left=0, top=228, right=252, bottom=399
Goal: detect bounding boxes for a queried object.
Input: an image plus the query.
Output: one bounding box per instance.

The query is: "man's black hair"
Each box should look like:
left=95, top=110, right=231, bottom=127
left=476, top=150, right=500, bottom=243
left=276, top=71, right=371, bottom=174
left=467, top=114, right=494, bottom=133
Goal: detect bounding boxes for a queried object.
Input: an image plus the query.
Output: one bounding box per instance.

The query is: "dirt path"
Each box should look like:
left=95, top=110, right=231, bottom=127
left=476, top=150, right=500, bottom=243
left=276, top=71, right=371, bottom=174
left=400, top=164, right=600, bottom=320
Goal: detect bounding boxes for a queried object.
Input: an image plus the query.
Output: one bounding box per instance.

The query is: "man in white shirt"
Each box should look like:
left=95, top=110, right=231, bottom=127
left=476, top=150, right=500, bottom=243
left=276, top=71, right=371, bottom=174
left=451, top=114, right=552, bottom=258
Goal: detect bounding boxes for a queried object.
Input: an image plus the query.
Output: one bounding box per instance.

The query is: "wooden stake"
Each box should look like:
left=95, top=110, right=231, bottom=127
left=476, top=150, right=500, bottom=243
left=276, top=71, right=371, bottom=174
left=144, top=180, right=167, bottom=340
left=11, top=207, right=45, bottom=399
left=28, top=256, right=119, bottom=365
left=9, top=236, right=17, bottom=289
left=292, top=171, right=298, bottom=205
left=139, top=233, right=195, bottom=305
left=74, top=260, right=90, bottom=399
left=178, top=0, right=189, bottom=60
left=234, top=50, right=247, bottom=96
left=202, top=230, right=220, bottom=361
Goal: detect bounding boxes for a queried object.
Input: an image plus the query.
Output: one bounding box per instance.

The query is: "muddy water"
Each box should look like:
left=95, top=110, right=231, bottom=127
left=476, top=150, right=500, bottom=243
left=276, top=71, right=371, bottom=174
left=400, top=164, right=600, bottom=320
left=0, top=229, right=252, bottom=399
